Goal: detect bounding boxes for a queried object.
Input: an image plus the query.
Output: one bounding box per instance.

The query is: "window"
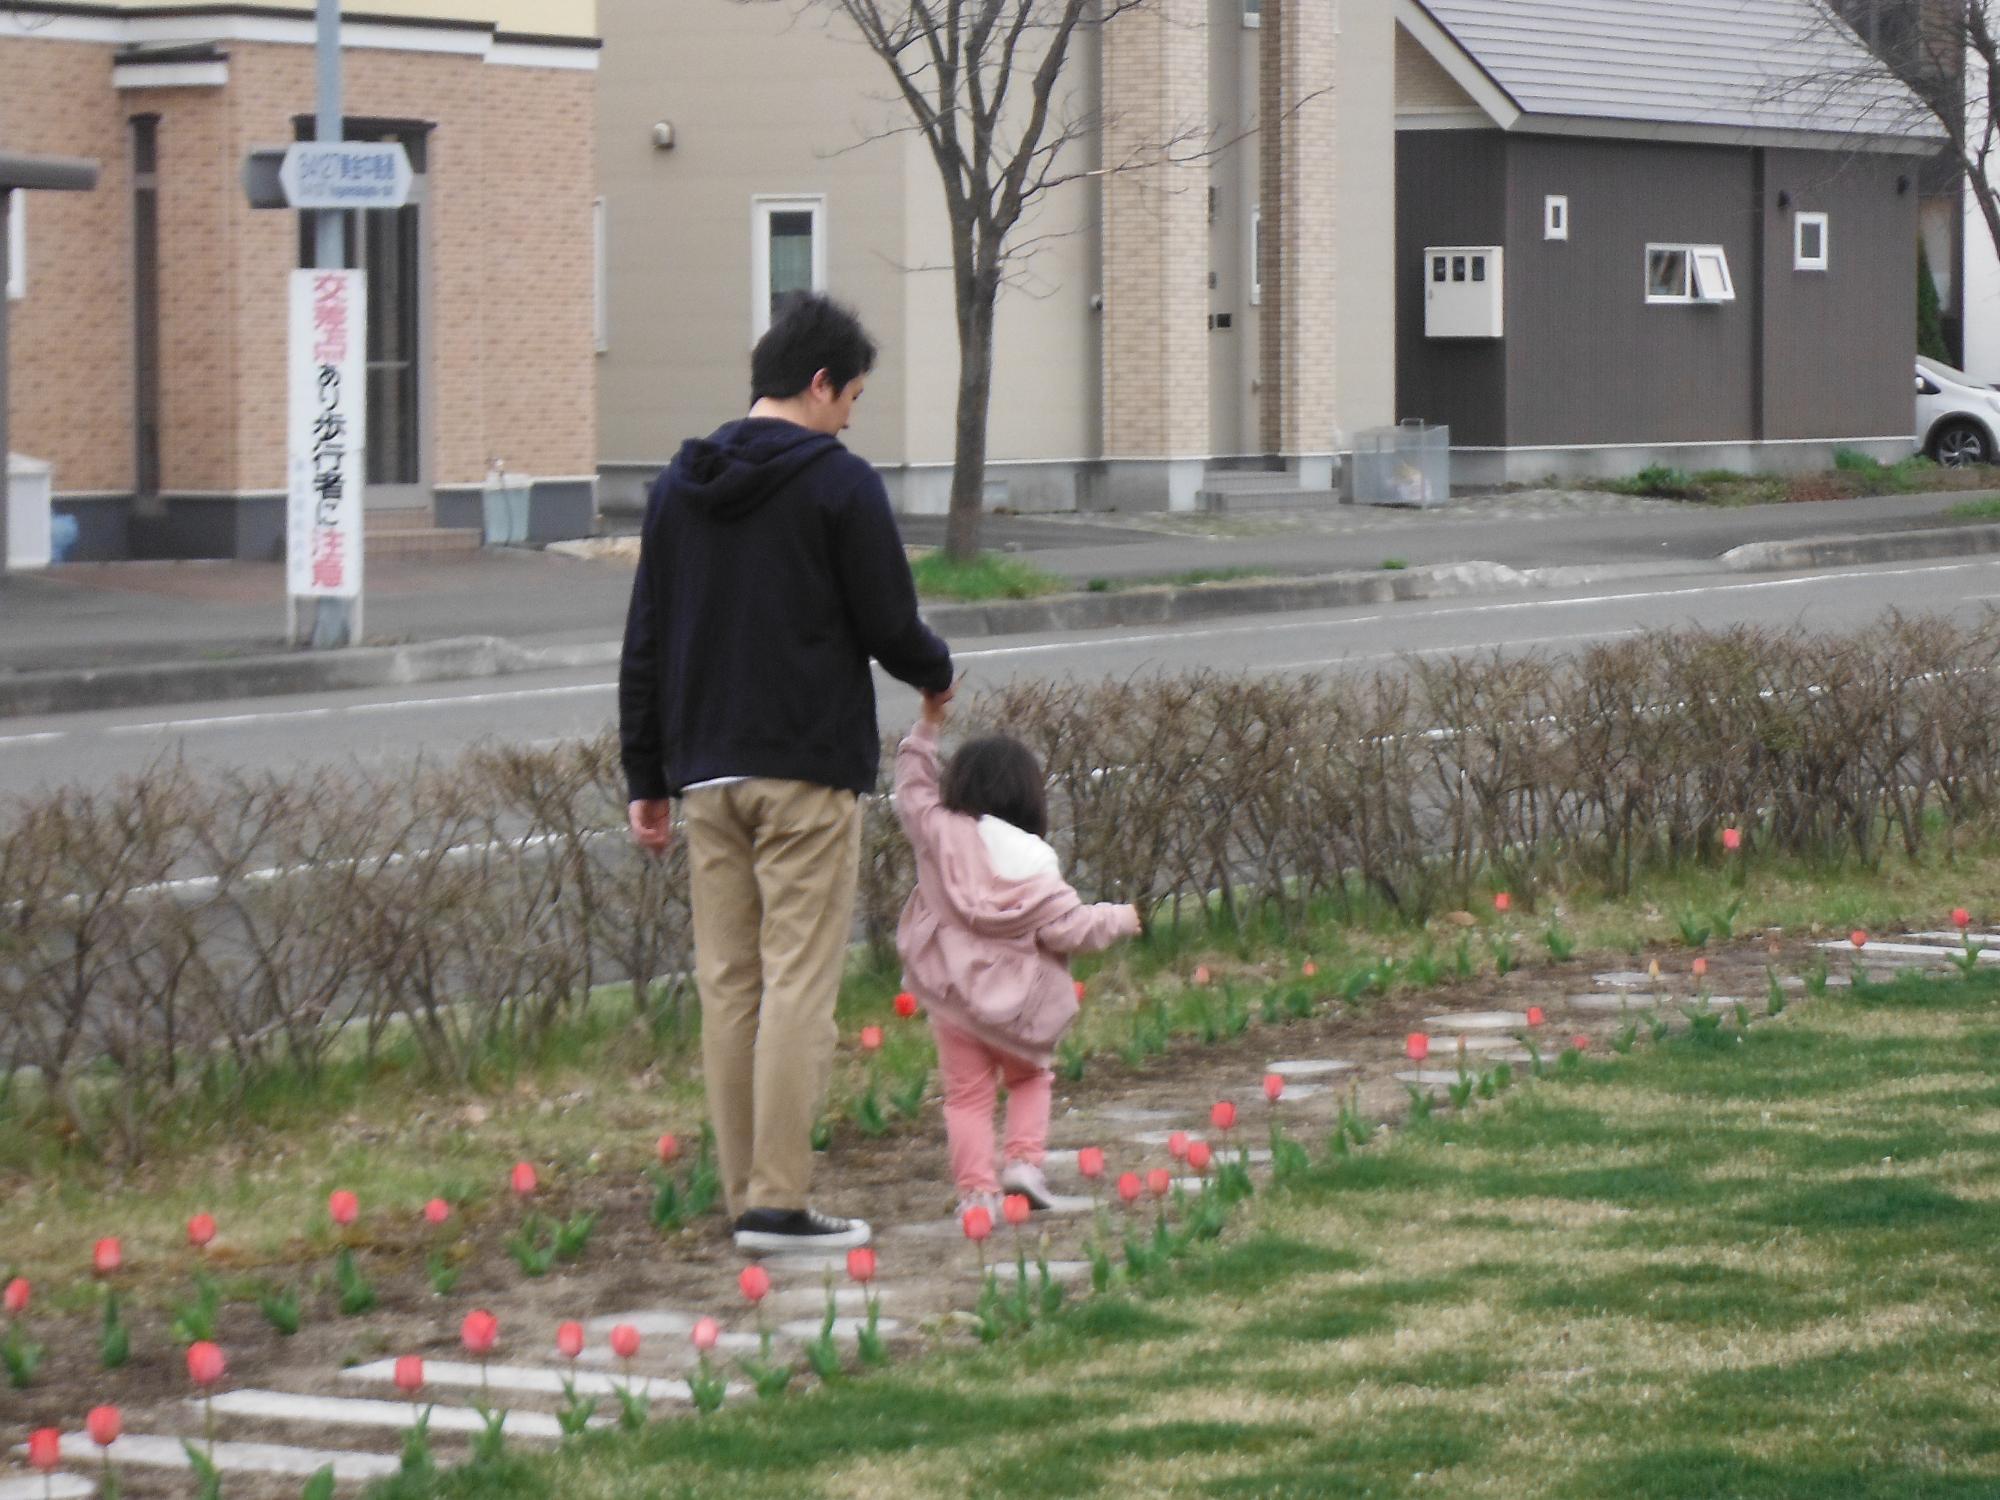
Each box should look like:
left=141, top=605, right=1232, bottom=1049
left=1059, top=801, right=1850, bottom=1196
left=1544, top=195, right=1568, bottom=241
left=1243, top=0, right=1259, bottom=27
left=1646, top=243, right=1734, bottom=304
left=1794, top=211, right=1828, bottom=272
left=593, top=196, right=608, bottom=354
left=5, top=192, right=22, bottom=301
left=753, top=196, right=824, bottom=339
left=132, top=115, right=161, bottom=498
left=1250, top=204, right=1262, bottom=306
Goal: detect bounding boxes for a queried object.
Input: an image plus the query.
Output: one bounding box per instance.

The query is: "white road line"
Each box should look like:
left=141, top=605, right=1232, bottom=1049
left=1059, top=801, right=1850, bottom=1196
left=1265, top=628, right=1641, bottom=672
left=0, top=730, right=65, bottom=748
left=106, top=682, right=613, bottom=736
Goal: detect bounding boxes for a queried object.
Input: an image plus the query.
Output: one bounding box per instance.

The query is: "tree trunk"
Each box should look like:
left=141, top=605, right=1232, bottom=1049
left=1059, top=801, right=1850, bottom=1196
left=943, top=270, right=1000, bottom=562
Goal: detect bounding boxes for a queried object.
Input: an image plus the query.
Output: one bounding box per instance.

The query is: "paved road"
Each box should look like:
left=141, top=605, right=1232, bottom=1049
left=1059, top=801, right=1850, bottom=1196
left=2, top=554, right=1997, bottom=798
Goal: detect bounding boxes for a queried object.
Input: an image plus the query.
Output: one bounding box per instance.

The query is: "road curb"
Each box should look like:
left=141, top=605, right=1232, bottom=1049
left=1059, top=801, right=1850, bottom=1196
left=1719, top=521, right=2000, bottom=572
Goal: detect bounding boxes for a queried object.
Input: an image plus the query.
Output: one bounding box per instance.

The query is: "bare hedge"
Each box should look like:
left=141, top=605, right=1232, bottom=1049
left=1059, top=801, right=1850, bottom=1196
left=3, top=615, right=1997, bottom=1158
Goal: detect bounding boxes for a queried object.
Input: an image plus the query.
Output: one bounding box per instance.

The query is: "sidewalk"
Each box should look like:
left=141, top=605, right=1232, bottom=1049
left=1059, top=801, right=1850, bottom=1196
left=0, top=488, right=1990, bottom=708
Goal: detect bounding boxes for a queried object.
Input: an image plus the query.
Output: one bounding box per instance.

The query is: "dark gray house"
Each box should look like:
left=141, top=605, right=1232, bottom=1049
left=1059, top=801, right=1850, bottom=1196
left=1394, top=0, right=1944, bottom=484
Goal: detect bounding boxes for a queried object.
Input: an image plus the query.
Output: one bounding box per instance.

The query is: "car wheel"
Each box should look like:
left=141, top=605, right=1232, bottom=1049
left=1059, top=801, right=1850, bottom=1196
left=1931, top=418, right=1994, bottom=467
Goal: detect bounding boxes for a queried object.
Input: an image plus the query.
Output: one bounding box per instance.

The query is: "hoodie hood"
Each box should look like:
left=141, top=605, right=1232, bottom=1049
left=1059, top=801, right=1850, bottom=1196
left=928, top=813, right=1079, bottom=941
left=665, top=417, right=844, bottom=521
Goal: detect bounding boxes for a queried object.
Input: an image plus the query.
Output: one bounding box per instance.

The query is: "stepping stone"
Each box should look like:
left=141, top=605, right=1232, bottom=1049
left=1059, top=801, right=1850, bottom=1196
left=206, top=1390, right=601, bottom=1442
left=34, top=1433, right=397, bottom=1482
left=585, top=1308, right=695, bottom=1338
left=988, top=1259, right=1091, bottom=1284
left=1422, top=1011, right=1529, bottom=1031
left=1677, top=994, right=1743, bottom=1011
left=1434, top=1035, right=1527, bottom=1054
left=1265, top=1059, right=1355, bottom=1077
left=760, top=1248, right=860, bottom=1276
left=1912, top=930, right=2000, bottom=945
left=882, top=1217, right=971, bottom=1242
left=1777, top=974, right=1850, bottom=990
left=1129, top=1132, right=1273, bottom=1164
left=775, top=1314, right=905, bottom=1342
left=1593, top=971, right=1661, bottom=988
left=767, top=1285, right=897, bottom=1315
left=1096, top=1106, right=1184, bottom=1123
left=1396, top=1070, right=1479, bottom=1087
left=345, top=1359, right=703, bottom=1403
left=1042, top=1148, right=1082, bottom=1170
left=1813, top=940, right=1971, bottom=962
left=0, top=1476, right=95, bottom=1500
left=576, top=1330, right=764, bottom=1361
left=1269, top=1083, right=1329, bottom=1102
left=1565, top=992, right=1663, bottom=1012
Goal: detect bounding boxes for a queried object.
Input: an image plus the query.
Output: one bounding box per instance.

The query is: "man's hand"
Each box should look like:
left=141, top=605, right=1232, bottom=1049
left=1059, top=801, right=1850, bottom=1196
left=628, top=798, right=674, bottom=857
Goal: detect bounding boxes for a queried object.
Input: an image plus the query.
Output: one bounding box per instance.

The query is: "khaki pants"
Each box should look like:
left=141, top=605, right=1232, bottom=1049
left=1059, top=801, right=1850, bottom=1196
left=684, top=778, right=862, bottom=1218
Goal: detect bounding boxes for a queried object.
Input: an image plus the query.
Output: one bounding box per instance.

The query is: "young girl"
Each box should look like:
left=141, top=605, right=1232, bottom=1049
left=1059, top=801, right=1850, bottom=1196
left=894, top=692, right=1141, bottom=1215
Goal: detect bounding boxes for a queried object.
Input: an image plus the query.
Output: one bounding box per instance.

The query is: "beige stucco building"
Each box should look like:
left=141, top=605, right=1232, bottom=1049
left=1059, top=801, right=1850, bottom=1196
left=597, top=0, right=1397, bottom=515
left=2, top=0, right=599, bottom=559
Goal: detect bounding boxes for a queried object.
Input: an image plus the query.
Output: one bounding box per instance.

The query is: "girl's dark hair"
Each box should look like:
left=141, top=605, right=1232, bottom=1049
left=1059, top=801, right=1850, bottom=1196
left=940, top=735, right=1048, bottom=840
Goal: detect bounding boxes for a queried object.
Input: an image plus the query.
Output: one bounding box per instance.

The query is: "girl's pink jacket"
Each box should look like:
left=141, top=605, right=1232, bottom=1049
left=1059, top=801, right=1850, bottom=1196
left=893, top=720, right=1139, bottom=1067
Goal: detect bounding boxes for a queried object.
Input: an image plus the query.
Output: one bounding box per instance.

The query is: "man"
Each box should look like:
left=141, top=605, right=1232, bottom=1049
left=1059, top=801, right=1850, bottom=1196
left=620, top=294, right=953, bottom=1253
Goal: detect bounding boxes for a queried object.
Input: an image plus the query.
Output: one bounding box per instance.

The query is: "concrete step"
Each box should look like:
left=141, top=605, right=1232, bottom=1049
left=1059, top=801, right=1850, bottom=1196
left=1196, top=486, right=1346, bottom=513
left=363, top=526, right=481, bottom=561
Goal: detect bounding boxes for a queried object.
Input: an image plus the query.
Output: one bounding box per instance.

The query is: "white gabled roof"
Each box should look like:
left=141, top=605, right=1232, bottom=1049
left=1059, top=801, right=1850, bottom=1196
left=1404, top=0, right=1944, bottom=147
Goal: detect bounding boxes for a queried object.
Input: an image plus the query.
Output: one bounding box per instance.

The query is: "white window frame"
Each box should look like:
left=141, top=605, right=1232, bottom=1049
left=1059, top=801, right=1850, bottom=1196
left=1794, top=211, right=1829, bottom=272
left=1250, top=204, right=1262, bottom=306
left=1242, top=0, right=1260, bottom=27
left=5, top=192, right=23, bottom=302
left=1646, top=242, right=1734, bottom=305
left=592, top=195, right=608, bottom=354
left=1544, top=194, right=1568, bottom=242
left=751, top=195, right=827, bottom=341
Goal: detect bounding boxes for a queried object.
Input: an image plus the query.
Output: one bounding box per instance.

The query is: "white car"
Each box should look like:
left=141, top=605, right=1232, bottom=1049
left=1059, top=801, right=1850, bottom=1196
left=1916, top=356, right=2000, bottom=466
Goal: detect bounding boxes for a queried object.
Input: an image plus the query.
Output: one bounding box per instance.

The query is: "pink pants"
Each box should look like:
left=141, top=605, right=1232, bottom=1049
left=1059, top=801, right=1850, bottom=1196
left=930, top=1018, right=1052, bottom=1196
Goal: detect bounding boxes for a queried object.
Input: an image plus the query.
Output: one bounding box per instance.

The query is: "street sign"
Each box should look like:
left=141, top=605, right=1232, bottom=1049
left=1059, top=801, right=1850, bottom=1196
left=279, top=141, right=411, bottom=210
left=286, top=269, right=366, bottom=601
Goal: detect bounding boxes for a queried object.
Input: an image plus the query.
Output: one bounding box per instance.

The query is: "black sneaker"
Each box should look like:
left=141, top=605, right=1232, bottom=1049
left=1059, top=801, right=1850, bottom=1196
left=732, top=1207, right=872, bottom=1254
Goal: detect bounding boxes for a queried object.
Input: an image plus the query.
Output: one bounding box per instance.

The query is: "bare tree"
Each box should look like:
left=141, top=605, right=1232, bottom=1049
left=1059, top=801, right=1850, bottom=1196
left=753, top=2, right=1163, bottom=561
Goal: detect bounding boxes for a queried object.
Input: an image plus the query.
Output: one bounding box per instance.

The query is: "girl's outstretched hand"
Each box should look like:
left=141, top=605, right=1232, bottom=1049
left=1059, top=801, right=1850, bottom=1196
left=921, top=680, right=956, bottom=726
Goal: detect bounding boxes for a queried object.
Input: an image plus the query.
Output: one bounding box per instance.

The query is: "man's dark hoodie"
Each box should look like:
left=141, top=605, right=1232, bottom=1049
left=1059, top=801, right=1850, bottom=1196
left=619, top=417, right=953, bottom=802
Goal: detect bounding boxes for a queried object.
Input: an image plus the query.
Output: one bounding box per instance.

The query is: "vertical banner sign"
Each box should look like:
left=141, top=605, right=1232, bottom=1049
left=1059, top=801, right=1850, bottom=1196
left=287, top=268, right=366, bottom=598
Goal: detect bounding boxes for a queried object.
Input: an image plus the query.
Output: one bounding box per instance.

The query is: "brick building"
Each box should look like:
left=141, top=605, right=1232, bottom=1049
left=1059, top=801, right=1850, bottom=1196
left=1, top=0, right=599, bottom=561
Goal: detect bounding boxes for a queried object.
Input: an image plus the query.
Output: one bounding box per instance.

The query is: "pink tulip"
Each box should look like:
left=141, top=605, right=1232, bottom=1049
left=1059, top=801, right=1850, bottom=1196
left=961, top=1205, right=993, bottom=1242
left=847, top=1247, right=877, bottom=1283
left=691, top=1315, right=720, bottom=1353
left=610, top=1324, right=642, bottom=1360
left=327, top=1190, right=359, bottom=1227
left=1405, top=1034, right=1430, bottom=1063
left=423, top=1198, right=451, bottom=1227
left=2, top=1276, right=27, bottom=1315
left=894, top=991, right=918, bottom=1019
left=510, top=1162, right=538, bottom=1197
left=1075, top=980, right=1087, bottom=1002
left=1167, top=1131, right=1189, bottom=1161
left=1077, top=1146, right=1105, bottom=1180
left=1525, top=1006, right=1545, bottom=1028
left=1192, top=965, right=1212, bottom=986
left=1851, top=930, right=1868, bottom=948
left=1722, top=827, right=1742, bottom=851
left=1002, top=1194, right=1031, bottom=1228
left=1116, top=1172, right=1141, bottom=1205
left=1211, top=1100, right=1237, bottom=1132
left=186, top=1340, right=226, bottom=1386
left=656, top=1133, right=680, bottom=1164
left=1953, top=907, right=1972, bottom=930
left=93, top=1238, right=122, bottom=1274
left=738, top=1264, right=771, bottom=1303
left=393, top=1355, right=424, bottom=1395
left=1187, top=1140, right=1213, bottom=1172
left=1494, top=892, right=1512, bottom=913
left=1146, top=1168, right=1171, bottom=1199
left=86, top=1405, right=121, bottom=1449
left=859, top=1025, right=884, bottom=1052
left=1301, top=959, right=1318, bottom=978
left=556, top=1320, right=585, bottom=1361
left=1692, top=957, right=1708, bottom=978
left=1571, top=1035, right=1590, bottom=1052
left=1263, top=1072, right=1284, bottom=1103
left=27, top=1429, right=59, bottom=1472
left=461, top=1309, right=499, bottom=1358
left=187, top=1213, right=217, bottom=1250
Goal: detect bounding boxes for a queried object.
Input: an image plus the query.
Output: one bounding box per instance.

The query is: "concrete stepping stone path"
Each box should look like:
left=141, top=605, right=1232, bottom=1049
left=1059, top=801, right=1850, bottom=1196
left=345, top=1358, right=702, bottom=1403
left=1423, top=1011, right=1529, bottom=1031
left=775, top=1314, right=906, bottom=1342
left=40, top=1432, right=399, bottom=1482
left=1565, top=992, right=1663, bottom=1012
left=1817, top=939, right=1989, bottom=963
left=0, top=1475, right=95, bottom=1500
left=1396, top=1069, right=1483, bottom=1087
left=1265, top=1059, right=1355, bottom=1077
left=206, top=1390, right=602, bottom=1442
left=1593, top=971, right=1665, bottom=989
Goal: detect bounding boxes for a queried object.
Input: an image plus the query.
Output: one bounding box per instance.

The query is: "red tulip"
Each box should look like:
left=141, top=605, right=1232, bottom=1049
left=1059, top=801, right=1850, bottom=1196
left=1953, top=907, right=1972, bottom=930
left=423, top=1198, right=451, bottom=1227
left=739, top=1264, right=771, bottom=1303
left=556, top=1320, right=585, bottom=1360
left=1210, top=1101, right=1237, bottom=1131
left=393, top=1355, right=424, bottom=1395
left=1167, top=1131, right=1189, bottom=1161
left=187, top=1340, right=226, bottom=1386
left=1147, top=1168, right=1171, bottom=1199
left=461, top=1309, right=499, bottom=1357
left=1722, top=827, right=1742, bottom=851
left=1116, top=1172, right=1141, bottom=1205
left=691, top=1315, right=720, bottom=1353
left=1074, top=980, right=1087, bottom=1002
left=1494, top=892, right=1512, bottom=913
left=510, top=1161, right=538, bottom=1196
left=1192, top=965, right=1212, bottom=986
left=1302, top=959, right=1318, bottom=978
left=187, top=1213, right=217, bottom=1249
left=93, top=1238, right=122, bottom=1274
left=3, top=1276, right=27, bottom=1315
left=893, top=991, right=918, bottom=1019
left=328, top=1190, right=359, bottom=1227
left=656, top=1132, right=680, bottom=1164
left=1405, top=1033, right=1430, bottom=1063
left=1077, top=1147, right=1105, bottom=1180
left=1571, top=1035, right=1590, bottom=1052
left=1692, top=957, right=1708, bottom=978
left=1187, top=1140, right=1213, bottom=1172
left=26, top=1429, right=59, bottom=1472
left=1525, top=1006, right=1545, bottom=1028
left=1263, top=1072, right=1284, bottom=1102
left=960, top=1206, right=993, bottom=1242
left=1850, top=930, right=1868, bottom=948
left=86, top=1405, right=121, bottom=1448
left=847, top=1246, right=877, bottom=1283
left=610, top=1324, right=642, bottom=1360
left=1002, top=1194, right=1031, bottom=1228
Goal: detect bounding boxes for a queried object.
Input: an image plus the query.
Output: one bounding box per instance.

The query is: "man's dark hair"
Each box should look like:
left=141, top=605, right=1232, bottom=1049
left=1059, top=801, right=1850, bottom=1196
left=751, top=293, right=878, bottom=402
left=941, top=734, right=1049, bottom=840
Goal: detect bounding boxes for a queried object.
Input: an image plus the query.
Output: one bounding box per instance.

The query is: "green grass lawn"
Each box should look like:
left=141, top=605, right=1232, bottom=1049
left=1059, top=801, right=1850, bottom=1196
left=1948, top=495, right=2000, bottom=522
left=369, top=967, right=2000, bottom=1499
left=908, top=550, right=1069, bottom=601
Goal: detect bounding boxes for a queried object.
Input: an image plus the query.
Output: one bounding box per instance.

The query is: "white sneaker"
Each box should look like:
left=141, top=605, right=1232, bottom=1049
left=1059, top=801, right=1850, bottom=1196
left=998, top=1161, right=1057, bottom=1211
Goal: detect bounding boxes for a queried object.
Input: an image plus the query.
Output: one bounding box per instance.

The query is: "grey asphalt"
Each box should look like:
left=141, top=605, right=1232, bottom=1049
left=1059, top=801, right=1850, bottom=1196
left=0, top=489, right=1988, bottom=676
left=4, top=550, right=1997, bottom=798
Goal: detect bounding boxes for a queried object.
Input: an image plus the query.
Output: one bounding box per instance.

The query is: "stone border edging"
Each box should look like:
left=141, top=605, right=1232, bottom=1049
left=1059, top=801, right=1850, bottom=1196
left=1719, top=520, right=2000, bottom=572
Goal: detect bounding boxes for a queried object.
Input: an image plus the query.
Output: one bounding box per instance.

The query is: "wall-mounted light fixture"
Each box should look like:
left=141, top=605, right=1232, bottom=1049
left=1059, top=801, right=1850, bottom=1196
left=651, top=121, right=676, bottom=150
left=1897, top=174, right=1912, bottom=195
left=1776, top=189, right=1792, bottom=210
